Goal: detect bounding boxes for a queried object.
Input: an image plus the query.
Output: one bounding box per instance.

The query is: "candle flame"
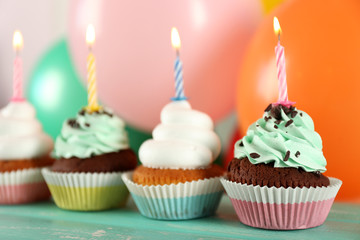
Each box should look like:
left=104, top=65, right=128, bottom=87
left=86, top=24, right=96, bottom=46
left=273, top=17, right=282, bottom=36
left=171, top=27, right=181, bottom=50
left=13, top=31, right=23, bottom=51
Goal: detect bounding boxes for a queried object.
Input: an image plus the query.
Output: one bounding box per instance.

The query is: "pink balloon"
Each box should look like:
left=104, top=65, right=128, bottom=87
left=68, top=0, right=262, bottom=131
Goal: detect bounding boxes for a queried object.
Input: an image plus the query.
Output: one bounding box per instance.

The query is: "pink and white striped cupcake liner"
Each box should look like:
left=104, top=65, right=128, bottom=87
left=221, top=177, right=342, bottom=230
left=0, top=168, right=50, bottom=204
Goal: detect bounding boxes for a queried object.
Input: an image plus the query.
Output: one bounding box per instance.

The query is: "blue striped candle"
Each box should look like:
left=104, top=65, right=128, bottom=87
left=174, top=55, right=186, bottom=100
left=171, top=27, right=187, bottom=101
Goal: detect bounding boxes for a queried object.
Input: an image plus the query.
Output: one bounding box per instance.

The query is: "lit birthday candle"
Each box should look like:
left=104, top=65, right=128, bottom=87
left=86, top=24, right=100, bottom=112
left=273, top=17, right=294, bottom=107
left=12, top=31, right=24, bottom=101
left=171, top=27, right=187, bottom=101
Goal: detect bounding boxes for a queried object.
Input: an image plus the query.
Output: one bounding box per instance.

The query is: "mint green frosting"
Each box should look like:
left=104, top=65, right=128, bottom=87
left=54, top=108, right=129, bottom=159
left=234, top=107, right=327, bottom=172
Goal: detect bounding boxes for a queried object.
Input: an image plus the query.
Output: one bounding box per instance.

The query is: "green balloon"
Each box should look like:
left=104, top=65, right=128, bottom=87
left=26, top=39, right=87, bottom=139
left=125, top=125, right=152, bottom=162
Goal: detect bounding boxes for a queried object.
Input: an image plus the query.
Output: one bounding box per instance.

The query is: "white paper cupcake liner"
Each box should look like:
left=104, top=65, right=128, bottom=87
left=122, top=171, right=224, bottom=220
left=221, top=177, right=342, bottom=229
left=42, top=168, right=129, bottom=211
left=0, top=168, right=50, bottom=204
left=0, top=168, right=45, bottom=185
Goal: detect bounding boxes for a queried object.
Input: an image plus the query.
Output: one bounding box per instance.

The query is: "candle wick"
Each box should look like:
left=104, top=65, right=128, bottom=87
left=278, top=33, right=281, bottom=42
left=176, top=49, right=180, bottom=57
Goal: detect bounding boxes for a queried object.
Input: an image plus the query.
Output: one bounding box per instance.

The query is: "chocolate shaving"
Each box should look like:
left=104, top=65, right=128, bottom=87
left=67, top=119, right=80, bottom=128
left=270, top=105, right=282, bottom=120
left=264, top=116, right=272, bottom=122
left=291, top=111, right=298, bottom=118
left=274, top=125, right=278, bottom=129
left=281, top=105, right=292, bottom=115
left=300, top=113, right=303, bottom=117
left=103, top=111, right=113, bottom=117
left=250, top=153, right=260, bottom=159
left=239, top=141, right=244, bottom=147
left=275, top=120, right=282, bottom=125
left=85, top=123, right=90, bottom=127
left=78, top=109, right=86, bottom=116
left=256, top=124, right=259, bottom=127
left=284, top=151, right=290, bottom=161
left=285, top=120, right=293, bottom=127
left=265, top=104, right=272, bottom=112
left=295, top=151, right=300, bottom=158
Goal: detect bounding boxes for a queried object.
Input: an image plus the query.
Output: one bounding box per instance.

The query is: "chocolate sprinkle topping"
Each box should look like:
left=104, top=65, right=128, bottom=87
left=256, top=124, right=259, bottom=127
left=270, top=105, right=282, bottom=120
left=275, top=120, right=282, bottom=125
left=281, top=105, right=292, bottom=115
left=291, top=111, right=298, bottom=118
left=284, top=151, right=290, bottom=161
left=239, top=141, right=244, bottom=147
left=78, top=109, right=86, bottom=116
left=267, top=103, right=297, bottom=121
left=103, top=111, right=113, bottom=117
left=85, top=123, right=90, bottom=127
left=265, top=104, right=272, bottom=112
left=300, top=113, right=303, bottom=117
left=68, top=119, right=80, bottom=128
left=295, top=151, right=301, bottom=158
left=250, top=153, right=260, bottom=159
left=274, top=125, right=278, bottom=129
left=285, top=120, right=294, bottom=127
left=264, top=116, right=272, bottom=122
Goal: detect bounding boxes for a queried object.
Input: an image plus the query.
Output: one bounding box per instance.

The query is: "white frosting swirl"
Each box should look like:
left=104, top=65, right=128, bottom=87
left=139, top=101, right=221, bottom=169
left=0, top=101, right=53, bottom=160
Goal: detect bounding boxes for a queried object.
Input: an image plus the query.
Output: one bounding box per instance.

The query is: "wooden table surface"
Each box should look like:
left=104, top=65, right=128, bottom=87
left=0, top=195, right=359, bottom=240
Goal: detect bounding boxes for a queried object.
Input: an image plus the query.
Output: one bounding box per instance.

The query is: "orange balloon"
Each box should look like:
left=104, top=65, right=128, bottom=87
left=237, top=0, right=360, bottom=202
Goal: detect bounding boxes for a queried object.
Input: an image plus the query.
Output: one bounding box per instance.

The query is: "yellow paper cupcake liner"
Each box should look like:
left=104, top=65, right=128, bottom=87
left=47, top=184, right=129, bottom=211
left=42, top=168, right=129, bottom=211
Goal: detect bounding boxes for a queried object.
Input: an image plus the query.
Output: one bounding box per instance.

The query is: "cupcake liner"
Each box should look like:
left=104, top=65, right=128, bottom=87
left=42, top=168, right=129, bottom=211
left=0, top=168, right=50, bottom=204
left=221, top=177, right=342, bottom=230
left=122, top=171, right=224, bottom=220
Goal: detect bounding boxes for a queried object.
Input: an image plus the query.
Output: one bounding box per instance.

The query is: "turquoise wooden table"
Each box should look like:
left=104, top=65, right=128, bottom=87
left=0, top=195, right=359, bottom=240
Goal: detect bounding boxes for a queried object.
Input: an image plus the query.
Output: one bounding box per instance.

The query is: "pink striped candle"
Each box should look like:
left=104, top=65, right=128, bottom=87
left=12, top=31, right=24, bottom=102
left=273, top=17, right=294, bottom=107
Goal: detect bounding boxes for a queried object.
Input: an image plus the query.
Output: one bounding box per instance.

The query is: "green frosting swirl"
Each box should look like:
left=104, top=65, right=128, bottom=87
left=54, top=109, right=129, bottom=159
left=234, top=106, right=327, bottom=172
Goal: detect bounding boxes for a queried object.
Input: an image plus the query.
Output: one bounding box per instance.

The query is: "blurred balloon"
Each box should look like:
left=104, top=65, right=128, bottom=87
left=26, top=39, right=87, bottom=139
left=261, top=0, right=285, bottom=14
left=237, top=0, right=360, bottom=202
left=68, top=0, right=262, bottom=131
left=223, top=130, right=241, bottom=170
left=125, top=125, right=151, bottom=163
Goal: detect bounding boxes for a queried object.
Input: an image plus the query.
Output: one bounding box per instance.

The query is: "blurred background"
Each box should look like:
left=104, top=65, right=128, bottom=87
left=0, top=0, right=359, bottom=202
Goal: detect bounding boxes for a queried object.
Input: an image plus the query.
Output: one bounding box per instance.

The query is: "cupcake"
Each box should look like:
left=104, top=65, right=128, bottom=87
left=0, top=100, right=54, bottom=204
left=42, top=108, right=137, bottom=211
left=122, top=100, right=224, bottom=220
left=221, top=103, right=342, bottom=229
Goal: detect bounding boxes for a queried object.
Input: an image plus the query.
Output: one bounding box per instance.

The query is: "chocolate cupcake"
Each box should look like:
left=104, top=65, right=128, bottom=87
left=221, top=103, right=342, bottom=230
left=42, top=108, right=137, bottom=211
